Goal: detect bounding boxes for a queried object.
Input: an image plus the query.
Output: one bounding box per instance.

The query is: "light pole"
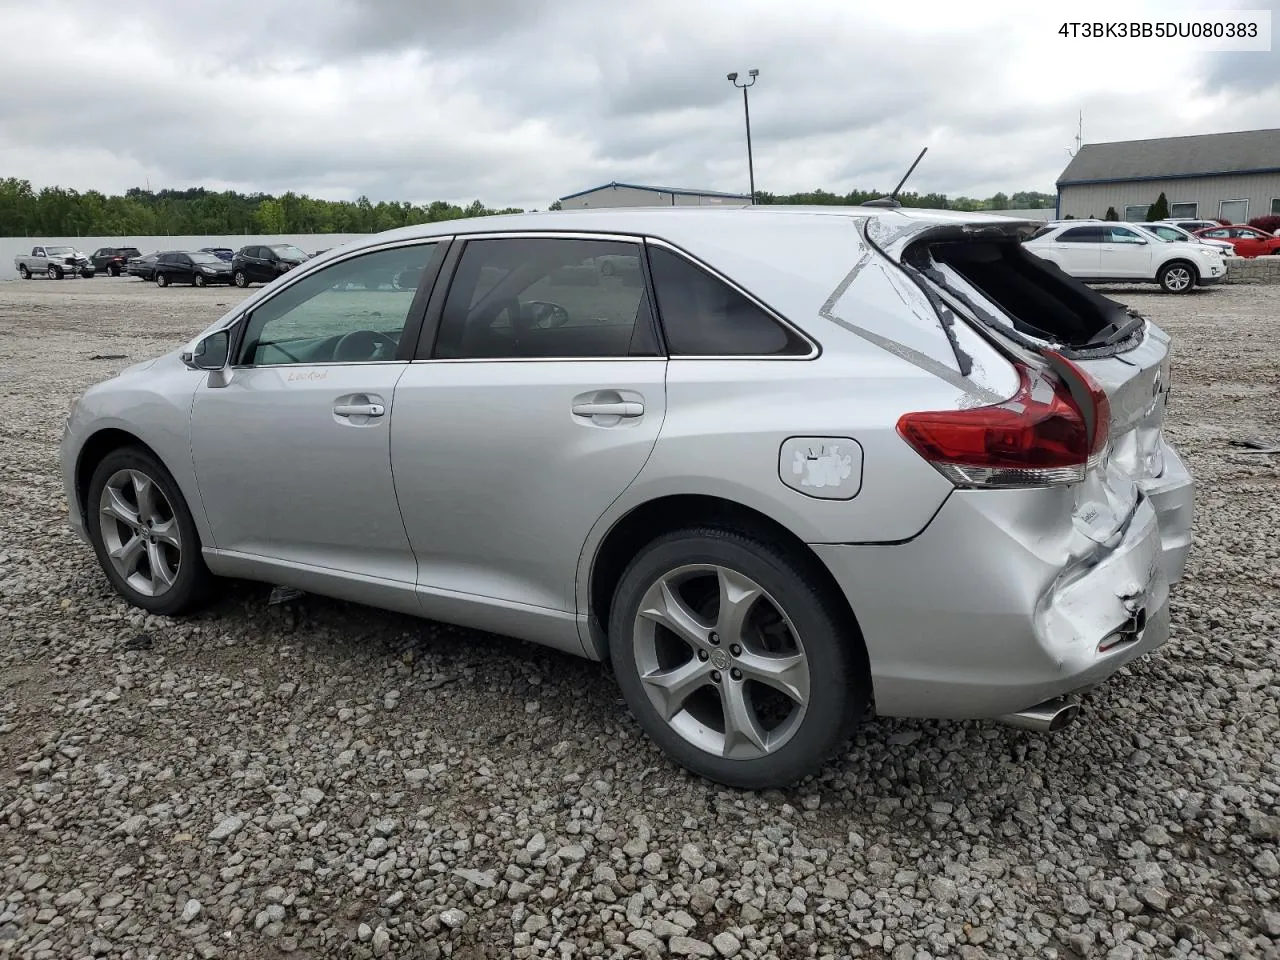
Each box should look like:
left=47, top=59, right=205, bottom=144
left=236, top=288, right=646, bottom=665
left=726, top=69, right=758, bottom=203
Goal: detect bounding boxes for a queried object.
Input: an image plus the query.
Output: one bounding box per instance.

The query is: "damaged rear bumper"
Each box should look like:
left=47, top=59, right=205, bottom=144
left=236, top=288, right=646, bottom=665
left=1139, top=441, right=1194, bottom=585
left=813, top=487, right=1176, bottom=720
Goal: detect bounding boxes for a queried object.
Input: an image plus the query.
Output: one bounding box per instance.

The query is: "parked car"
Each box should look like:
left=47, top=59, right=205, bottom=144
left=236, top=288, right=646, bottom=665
left=1193, top=225, right=1280, bottom=258
left=14, top=245, right=95, bottom=279
left=1130, top=222, right=1235, bottom=254
left=1024, top=221, right=1226, bottom=292
left=89, top=246, right=143, bottom=277
left=200, top=247, right=235, bottom=262
left=231, top=243, right=310, bottom=287
left=154, top=251, right=235, bottom=287
left=126, top=252, right=160, bottom=281
left=60, top=207, right=1194, bottom=787
left=1159, top=218, right=1226, bottom=234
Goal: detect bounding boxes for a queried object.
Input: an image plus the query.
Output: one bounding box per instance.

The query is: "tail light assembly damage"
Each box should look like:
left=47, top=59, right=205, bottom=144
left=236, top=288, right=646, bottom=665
left=896, top=353, right=1110, bottom=489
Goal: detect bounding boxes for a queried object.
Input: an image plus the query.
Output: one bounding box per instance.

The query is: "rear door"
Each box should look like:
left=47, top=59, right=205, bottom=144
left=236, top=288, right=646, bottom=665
left=390, top=233, right=666, bottom=616
left=1042, top=226, right=1102, bottom=276
left=1098, top=224, right=1154, bottom=279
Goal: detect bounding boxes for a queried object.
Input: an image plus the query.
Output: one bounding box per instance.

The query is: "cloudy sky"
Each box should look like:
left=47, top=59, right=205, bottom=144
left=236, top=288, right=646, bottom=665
left=1, top=0, right=1276, bottom=209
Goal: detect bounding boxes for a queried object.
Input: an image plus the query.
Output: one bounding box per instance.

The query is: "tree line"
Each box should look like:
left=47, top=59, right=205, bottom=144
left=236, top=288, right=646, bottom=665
left=0, top=179, right=526, bottom=237
left=0, top=177, right=1057, bottom=238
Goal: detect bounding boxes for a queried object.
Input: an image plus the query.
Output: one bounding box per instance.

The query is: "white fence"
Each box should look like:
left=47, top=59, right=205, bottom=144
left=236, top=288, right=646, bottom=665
left=0, top=234, right=372, bottom=281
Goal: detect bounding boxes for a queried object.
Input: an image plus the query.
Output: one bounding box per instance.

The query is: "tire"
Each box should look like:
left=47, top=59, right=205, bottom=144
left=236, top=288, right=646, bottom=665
left=156, top=272, right=169, bottom=287
left=47, top=265, right=62, bottom=280
left=608, top=527, right=867, bottom=788
left=109, top=265, right=120, bottom=277
left=233, top=271, right=248, bottom=288
left=85, top=445, right=212, bottom=616
left=193, top=273, right=206, bottom=287
left=1158, top=260, right=1196, bottom=294
left=18, top=264, right=30, bottom=279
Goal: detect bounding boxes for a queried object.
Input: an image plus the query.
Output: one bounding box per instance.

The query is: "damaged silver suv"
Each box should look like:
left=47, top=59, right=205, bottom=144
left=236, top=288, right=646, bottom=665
left=61, top=206, right=1194, bottom=787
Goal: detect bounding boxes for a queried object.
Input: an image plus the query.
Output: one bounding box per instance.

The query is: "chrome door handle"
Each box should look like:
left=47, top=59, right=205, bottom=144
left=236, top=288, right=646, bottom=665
left=572, top=401, right=643, bottom=418
left=333, top=403, right=384, bottom=418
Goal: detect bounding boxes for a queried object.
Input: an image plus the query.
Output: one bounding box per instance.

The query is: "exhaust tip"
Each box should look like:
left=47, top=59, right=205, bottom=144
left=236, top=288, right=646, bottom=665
left=997, top=697, right=1080, bottom=733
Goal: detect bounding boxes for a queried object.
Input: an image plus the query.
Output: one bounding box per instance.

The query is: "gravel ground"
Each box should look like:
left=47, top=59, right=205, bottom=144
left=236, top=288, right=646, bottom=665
left=1, top=275, right=1278, bottom=960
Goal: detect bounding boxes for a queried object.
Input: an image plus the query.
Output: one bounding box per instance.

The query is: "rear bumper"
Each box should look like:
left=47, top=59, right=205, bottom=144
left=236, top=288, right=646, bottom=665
left=1140, top=441, right=1195, bottom=584
left=813, top=486, right=1177, bottom=720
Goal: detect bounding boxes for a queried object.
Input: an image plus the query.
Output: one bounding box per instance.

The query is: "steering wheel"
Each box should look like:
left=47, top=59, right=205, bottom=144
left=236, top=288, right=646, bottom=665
left=333, top=329, right=397, bottom=362
left=525, top=300, right=570, bottom=329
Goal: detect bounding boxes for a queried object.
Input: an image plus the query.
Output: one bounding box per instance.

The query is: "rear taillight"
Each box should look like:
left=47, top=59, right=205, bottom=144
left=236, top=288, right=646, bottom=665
left=896, top=357, right=1109, bottom=489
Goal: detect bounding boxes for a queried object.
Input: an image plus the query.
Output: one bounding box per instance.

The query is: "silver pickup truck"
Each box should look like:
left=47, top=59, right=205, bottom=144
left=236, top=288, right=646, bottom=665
left=14, top=245, right=96, bottom=279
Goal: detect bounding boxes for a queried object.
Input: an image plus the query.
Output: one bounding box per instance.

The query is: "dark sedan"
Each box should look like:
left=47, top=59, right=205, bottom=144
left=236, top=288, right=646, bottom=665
left=231, top=243, right=310, bottom=287
left=91, top=246, right=143, bottom=276
left=154, top=251, right=235, bottom=287
left=126, top=252, right=160, bottom=281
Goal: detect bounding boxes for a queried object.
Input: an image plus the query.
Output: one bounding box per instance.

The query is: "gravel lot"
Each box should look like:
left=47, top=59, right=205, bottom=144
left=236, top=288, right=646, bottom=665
left=1, top=275, right=1278, bottom=960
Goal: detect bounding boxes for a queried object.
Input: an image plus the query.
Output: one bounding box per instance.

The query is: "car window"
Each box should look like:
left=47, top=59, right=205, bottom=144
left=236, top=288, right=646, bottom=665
left=1202, top=229, right=1229, bottom=238
left=1105, top=227, right=1145, bottom=244
left=648, top=246, right=811, bottom=356
left=238, top=243, right=440, bottom=366
left=1056, top=227, right=1103, bottom=243
left=433, top=237, right=657, bottom=360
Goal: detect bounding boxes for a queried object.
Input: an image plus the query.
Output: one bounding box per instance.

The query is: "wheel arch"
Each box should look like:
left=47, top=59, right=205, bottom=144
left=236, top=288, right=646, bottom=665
left=585, top=494, right=870, bottom=680
left=75, top=428, right=163, bottom=523
left=1159, top=257, right=1199, bottom=284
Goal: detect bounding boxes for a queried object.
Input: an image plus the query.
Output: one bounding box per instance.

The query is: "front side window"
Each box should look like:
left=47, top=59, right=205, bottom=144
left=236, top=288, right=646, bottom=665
left=433, top=237, right=656, bottom=359
left=1105, top=226, right=1146, bottom=243
left=269, top=244, right=308, bottom=260
left=238, top=243, right=439, bottom=366
left=648, top=246, right=810, bottom=356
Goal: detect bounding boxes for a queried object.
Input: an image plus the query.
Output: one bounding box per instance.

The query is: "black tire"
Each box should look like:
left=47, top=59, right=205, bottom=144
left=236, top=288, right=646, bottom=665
left=608, top=527, right=867, bottom=788
left=85, top=445, right=213, bottom=616
left=156, top=272, right=169, bottom=287
left=18, top=264, right=30, bottom=279
left=1157, top=260, right=1196, bottom=294
left=233, top=271, right=248, bottom=288
left=193, top=273, right=206, bottom=287
left=48, top=265, right=62, bottom=280
left=109, top=265, right=120, bottom=277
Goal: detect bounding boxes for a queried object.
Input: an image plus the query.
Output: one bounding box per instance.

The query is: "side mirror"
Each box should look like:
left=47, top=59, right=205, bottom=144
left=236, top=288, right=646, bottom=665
left=182, top=329, right=230, bottom=371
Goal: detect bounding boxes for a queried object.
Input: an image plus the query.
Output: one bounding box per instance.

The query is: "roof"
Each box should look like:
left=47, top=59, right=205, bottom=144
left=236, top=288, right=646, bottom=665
left=1057, top=128, right=1280, bottom=186
left=558, top=181, right=752, bottom=202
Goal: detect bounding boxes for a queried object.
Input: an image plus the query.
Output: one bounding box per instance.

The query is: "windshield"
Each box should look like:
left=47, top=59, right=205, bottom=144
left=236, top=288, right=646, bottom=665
left=189, top=253, right=224, bottom=265
left=46, top=246, right=75, bottom=255
left=269, top=244, right=308, bottom=260
left=1145, top=226, right=1184, bottom=241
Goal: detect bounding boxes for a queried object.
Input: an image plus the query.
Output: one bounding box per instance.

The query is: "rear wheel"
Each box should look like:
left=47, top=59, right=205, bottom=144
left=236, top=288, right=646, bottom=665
left=18, top=264, right=30, bottom=279
left=608, top=527, right=867, bottom=788
left=109, top=265, right=120, bottom=277
left=86, top=446, right=212, bottom=616
left=156, top=272, right=169, bottom=287
left=233, top=270, right=248, bottom=288
left=1158, top=261, right=1195, bottom=294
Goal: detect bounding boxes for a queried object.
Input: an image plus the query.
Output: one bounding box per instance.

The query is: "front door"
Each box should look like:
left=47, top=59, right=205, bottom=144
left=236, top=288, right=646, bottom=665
left=391, top=235, right=667, bottom=615
left=1097, top=224, right=1153, bottom=279
left=190, top=240, right=444, bottom=585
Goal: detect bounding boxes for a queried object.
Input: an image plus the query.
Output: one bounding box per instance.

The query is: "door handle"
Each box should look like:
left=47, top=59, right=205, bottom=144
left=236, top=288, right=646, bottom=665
left=571, top=401, right=643, bottom=418
left=334, top=403, right=385, bottom=418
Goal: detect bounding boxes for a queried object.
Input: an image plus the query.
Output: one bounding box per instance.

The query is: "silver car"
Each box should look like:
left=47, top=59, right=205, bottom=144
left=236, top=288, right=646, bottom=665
left=61, top=207, right=1195, bottom=787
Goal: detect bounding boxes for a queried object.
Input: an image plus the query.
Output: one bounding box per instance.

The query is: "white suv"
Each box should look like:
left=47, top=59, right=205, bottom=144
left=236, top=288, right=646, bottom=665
left=1023, top=221, right=1227, bottom=293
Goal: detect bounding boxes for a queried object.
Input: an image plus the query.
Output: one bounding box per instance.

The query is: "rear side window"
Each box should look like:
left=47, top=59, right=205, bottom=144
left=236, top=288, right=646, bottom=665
left=647, top=246, right=810, bottom=356
left=1057, top=227, right=1104, bottom=243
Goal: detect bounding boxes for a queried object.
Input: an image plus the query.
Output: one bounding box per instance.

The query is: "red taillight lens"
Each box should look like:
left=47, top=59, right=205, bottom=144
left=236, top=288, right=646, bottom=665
left=896, top=359, right=1109, bottom=488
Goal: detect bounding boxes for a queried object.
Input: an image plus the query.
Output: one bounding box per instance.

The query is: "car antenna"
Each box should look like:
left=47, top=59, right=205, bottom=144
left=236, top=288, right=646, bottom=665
left=863, top=147, right=928, bottom=208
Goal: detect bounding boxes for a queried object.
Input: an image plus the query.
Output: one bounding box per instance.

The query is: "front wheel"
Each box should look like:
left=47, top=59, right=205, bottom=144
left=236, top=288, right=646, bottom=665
left=85, top=446, right=213, bottom=616
left=1158, top=261, right=1196, bottom=294
left=608, top=528, right=867, bottom=788
left=18, top=264, right=30, bottom=279
left=156, top=272, right=169, bottom=287
left=193, top=273, right=206, bottom=287
left=233, top=271, right=248, bottom=288
left=47, top=265, right=62, bottom=280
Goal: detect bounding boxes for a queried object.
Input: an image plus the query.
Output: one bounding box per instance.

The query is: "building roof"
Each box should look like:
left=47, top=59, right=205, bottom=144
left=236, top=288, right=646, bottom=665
left=559, top=181, right=752, bottom=202
left=1058, top=128, right=1280, bottom=186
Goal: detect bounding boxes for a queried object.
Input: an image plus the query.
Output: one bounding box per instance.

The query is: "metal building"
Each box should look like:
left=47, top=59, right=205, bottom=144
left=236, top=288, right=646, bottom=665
left=1056, top=128, right=1280, bottom=223
left=559, top=182, right=751, bottom=210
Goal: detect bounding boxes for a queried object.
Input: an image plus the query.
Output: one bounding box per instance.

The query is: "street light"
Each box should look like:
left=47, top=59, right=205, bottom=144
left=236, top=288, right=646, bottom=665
left=727, top=68, right=759, bottom=204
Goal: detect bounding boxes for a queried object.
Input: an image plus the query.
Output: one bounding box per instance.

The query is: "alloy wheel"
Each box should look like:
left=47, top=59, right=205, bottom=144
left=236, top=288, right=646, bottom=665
left=1165, top=266, right=1191, bottom=292
left=631, top=564, right=810, bottom=761
left=98, top=469, right=182, bottom=597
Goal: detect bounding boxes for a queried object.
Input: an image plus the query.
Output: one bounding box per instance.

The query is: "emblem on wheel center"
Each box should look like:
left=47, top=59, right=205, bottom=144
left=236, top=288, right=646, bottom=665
left=711, top=649, right=730, bottom=671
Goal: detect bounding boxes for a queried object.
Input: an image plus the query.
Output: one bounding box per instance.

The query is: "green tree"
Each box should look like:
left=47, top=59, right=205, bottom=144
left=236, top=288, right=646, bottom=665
left=1147, top=193, right=1169, bottom=221
left=548, top=200, right=563, bottom=211
left=1104, top=206, right=1119, bottom=221
left=986, top=192, right=1010, bottom=210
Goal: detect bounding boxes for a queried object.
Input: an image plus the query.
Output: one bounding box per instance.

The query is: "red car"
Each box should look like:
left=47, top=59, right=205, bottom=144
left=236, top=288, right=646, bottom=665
left=1193, top=225, right=1280, bottom=258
